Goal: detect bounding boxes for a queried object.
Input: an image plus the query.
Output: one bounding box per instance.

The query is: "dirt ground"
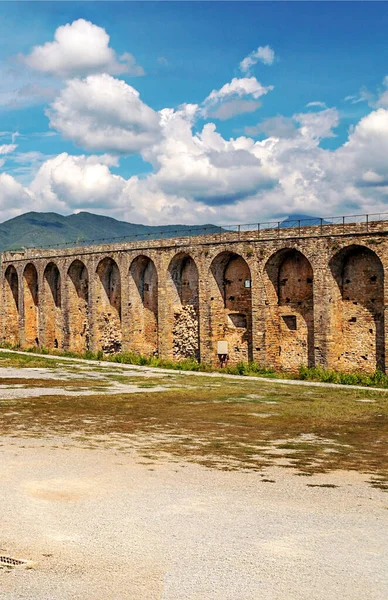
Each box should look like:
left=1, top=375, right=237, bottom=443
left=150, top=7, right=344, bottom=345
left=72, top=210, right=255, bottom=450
left=0, top=438, right=387, bottom=600
left=0, top=353, right=387, bottom=599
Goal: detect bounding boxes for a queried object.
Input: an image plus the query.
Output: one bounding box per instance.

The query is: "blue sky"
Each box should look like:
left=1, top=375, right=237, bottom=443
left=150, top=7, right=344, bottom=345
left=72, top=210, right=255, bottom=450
left=1, top=1, right=388, bottom=225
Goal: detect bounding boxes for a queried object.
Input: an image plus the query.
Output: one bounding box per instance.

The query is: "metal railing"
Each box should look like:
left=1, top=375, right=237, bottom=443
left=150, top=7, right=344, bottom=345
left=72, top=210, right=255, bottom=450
left=6, top=212, right=388, bottom=253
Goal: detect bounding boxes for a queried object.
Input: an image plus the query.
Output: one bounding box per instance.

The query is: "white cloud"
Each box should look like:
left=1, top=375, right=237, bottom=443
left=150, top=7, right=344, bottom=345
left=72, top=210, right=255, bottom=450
left=244, top=116, right=297, bottom=139
left=0, top=172, right=32, bottom=221
left=306, top=101, right=327, bottom=109
left=3, top=93, right=388, bottom=227
left=240, top=45, right=275, bottom=74
left=157, top=56, right=168, bottom=66
left=294, top=108, right=339, bottom=140
left=205, top=100, right=261, bottom=120
left=202, top=77, right=273, bottom=119
left=29, top=153, right=125, bottom=212
left=0, top=144, right=17, bottom=155
left=46, top=74, right=161, bottom=154
left=23, top=19, right=144, bottom=78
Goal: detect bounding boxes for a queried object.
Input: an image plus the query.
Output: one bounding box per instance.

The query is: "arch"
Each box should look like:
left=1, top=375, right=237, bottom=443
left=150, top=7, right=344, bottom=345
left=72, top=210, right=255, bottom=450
left=129, top=255, right=158, bottom=356
left=67, top=260, right=89, bottom=353
left=264, top=249, right=314, bottom=370
left=329, top=245, right=385, bottom=373
left=23, top=263, right=39, bottom=346
left=95, top=257, right=122, bottom=354
left=4, top=265, right=19, bottom=345
left=168, top=253, right=200, bottom=360
left=209, top=251, right=253, bottom=364
left=43, top=262, right=62, bottom=349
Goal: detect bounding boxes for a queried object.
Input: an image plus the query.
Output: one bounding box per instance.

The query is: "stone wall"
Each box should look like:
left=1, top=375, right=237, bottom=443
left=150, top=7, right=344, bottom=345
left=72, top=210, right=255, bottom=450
left=1, top=219, right=388, bottom=373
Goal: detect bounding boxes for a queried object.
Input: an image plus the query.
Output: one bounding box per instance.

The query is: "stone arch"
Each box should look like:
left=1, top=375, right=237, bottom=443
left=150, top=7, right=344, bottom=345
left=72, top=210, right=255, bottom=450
left=4, top=265, right=19, bottom=345
left=168, top=253, right=200, bottom=360
left=95, top=257, right=122, bottom=354
left=264, top=249, right=314, bottom=370
left=23, top=263, right=39, bottom=347
left=209, top=251, right=253, bottom=364
left=128, top=255, right=158, bottom=356
left=43, top=262, right=62, bottom=349
left=329, top=245, right=385, bottom=373
left=66, top=260, right=89, bottom=353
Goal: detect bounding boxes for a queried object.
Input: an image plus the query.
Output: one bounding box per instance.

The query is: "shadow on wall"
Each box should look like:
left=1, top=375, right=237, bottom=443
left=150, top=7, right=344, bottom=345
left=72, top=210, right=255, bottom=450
left=129, top=255, right=158, bottom=357
left=330, top=245, right=385, bottom=374
left=43, top=262, right=62, bottom=350
left=210, top=251, right=253, bottom=365
left=67, top=259, right=89, bottom=353
left=23, top=263, right=38, bottom=347
left=95, top=257, right=122, bottom=354
left=4, top=265, right=19, bottom=346
left=265, top=249, right=314, bottom=370
left=169, top=253, right=200, bottom=361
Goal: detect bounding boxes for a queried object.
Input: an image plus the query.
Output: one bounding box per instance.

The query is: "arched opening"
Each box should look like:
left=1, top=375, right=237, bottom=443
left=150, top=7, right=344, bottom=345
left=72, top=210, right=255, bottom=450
left=168, top=253, right=199, bottom=360
left=330, top=245, right=385, bottom=373
left=265, top=249, right=314, bottom=370
left=210, top=252, right=253, bottom=364
left=95, top=257, right=122, bottom=354
left=4, top=265, right=19, bottom=345
left=67, top=260, right=89, bottom=353
left=43, top=262, right=62, bottom=349
left=23, top=263, right=38, bottom=347
left=129, top=256, right=158, bottom=356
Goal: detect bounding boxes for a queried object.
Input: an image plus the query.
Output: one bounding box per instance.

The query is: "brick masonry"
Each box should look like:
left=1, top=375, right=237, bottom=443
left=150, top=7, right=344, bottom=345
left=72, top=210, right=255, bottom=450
left=1, top=220, right=387, bottom=373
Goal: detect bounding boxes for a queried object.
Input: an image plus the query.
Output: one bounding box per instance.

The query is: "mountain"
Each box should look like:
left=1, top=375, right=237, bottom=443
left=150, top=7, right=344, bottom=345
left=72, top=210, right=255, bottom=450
left=0, top=212, right=221, bottom=253
left=279, top=213, right=329, bottom=228
left=0, top=211, right=328, bottom=254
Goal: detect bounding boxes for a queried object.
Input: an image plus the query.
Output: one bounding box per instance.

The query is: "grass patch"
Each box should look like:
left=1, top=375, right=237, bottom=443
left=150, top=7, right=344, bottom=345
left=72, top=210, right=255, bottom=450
left=1, top=345, right=388, bottom=389
left=0, top=373, right=387, bottom=481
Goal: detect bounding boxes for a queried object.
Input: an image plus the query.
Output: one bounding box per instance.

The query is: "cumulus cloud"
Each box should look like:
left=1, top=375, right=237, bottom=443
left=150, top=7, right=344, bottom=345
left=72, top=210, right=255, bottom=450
left=205, top=100, right=261, bottom=120
left=0, top=172, right=32, bottom=220
left=202, top=77, right=273, bottom=119
left=22, top=19, right=144, bottom=78
left=29, top=153, right=126, bottom=212
left=4, top=87, right=388, bottom=226
left=244, top=116, right=297, bottom=139
left=46, top=74, right=161, bottom=153
left=239, top=45, right=275, bottom=74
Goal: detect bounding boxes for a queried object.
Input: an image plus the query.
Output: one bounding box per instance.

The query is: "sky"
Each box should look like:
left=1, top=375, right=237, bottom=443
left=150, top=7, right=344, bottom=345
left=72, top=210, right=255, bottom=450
left=1, top=1, right=388, bottom=226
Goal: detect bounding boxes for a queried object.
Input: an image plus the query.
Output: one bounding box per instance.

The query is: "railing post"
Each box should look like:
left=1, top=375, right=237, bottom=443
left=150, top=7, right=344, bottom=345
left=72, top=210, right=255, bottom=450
left=238, top=224, right=241, bottom=240
left=342, top=215, right=345, bottom=234
left=320, top=217, right=323, bottom=234
left=277, top=222, right=280, bottom=238
left=366, top=213, right=369, bottom=232
left=298, top=220, right=301, bottom=236
left=257, top=223, right=260, bottom=238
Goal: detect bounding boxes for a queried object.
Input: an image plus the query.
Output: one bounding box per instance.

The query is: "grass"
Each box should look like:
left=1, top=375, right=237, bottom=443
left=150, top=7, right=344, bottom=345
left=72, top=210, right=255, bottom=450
left=0, top=355, right=386, bottom=482
left=2, top=344, right=388, bottom=388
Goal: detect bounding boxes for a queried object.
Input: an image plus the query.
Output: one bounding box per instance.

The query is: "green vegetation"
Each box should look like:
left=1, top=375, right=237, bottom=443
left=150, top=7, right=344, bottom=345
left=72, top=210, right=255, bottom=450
left=2, top=345, right=388, bottom=388
left=0, top=365, right=386, bottom=482
left=0, top=211, right=219, bottom=251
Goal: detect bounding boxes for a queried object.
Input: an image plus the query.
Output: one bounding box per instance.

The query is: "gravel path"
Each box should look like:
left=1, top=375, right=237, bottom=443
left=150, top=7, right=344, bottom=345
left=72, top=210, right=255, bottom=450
left=1, top=349, right=387, bottom=392
left=0, top=438, right=387, bottom=600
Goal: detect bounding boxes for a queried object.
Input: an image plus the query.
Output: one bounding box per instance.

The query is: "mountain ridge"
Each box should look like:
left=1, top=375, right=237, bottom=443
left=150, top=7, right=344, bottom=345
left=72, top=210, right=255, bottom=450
left=0, top=211, right=325, bottom=253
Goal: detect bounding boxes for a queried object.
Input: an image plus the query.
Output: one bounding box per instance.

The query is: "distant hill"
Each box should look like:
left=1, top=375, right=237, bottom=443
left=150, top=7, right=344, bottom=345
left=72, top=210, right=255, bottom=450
left=0, top=211, right=327, bottom=253
left=0, top=212, right=221, bottom=253
left=280, top=213, right=328, bottom=228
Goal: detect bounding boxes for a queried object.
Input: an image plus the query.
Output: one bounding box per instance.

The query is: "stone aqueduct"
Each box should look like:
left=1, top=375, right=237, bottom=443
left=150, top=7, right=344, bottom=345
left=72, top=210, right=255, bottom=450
left=1, top=220, right=387, bottom=373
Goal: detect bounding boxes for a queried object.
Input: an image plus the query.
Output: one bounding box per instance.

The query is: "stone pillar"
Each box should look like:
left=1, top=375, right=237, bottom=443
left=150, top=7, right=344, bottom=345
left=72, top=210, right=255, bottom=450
left=156, top=256, right=171, bottom=360
left=197, top=255, right=212, bottom=364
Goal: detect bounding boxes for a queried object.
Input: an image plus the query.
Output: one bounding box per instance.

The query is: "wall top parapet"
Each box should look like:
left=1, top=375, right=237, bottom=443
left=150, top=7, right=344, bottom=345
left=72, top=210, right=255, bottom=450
left=2, top=214, right=388, bottom=264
